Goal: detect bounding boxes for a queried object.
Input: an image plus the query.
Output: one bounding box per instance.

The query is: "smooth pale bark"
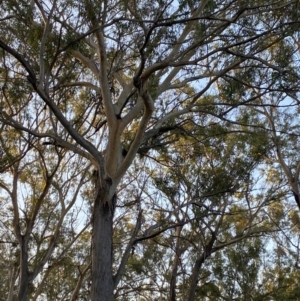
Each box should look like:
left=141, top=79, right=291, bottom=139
left=7, top=265, right=17, bottom=301
left=70, top=264, right=91, bottom=301
left=262, top=106, right=300, bottom=210
left=91, top=182, right=115, bottom=301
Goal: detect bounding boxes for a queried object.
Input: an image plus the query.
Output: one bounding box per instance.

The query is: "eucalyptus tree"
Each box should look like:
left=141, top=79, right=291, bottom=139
left=0, top=116, right=92, bottom=300
left=112, top=118, right=278, bottom=301
left=206, top=198, right=300, bottom=301
left=0, top=0, right=300, bottom=300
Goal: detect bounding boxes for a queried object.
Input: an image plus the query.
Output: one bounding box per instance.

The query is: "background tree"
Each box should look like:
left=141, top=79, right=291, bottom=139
left=0, top=130, right=92, bottom=300
left=1, top=0, right=300, bottom=300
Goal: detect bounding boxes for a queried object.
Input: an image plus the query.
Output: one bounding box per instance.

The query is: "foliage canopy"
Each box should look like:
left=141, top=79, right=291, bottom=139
left=1, top=0, right=300, bottom=300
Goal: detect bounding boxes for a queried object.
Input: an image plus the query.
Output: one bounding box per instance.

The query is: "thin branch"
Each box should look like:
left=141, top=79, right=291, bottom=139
left=114, top=209, right=143, bottom=288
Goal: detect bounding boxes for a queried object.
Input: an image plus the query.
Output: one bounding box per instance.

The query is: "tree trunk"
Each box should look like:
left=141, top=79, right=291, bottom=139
left=91, top=187, right=115, bottom=301
left=170, top=226, right=183, bottom=301
left=187, top=234, right=216, bottom=301
left=18, top=237, right=30, bottom=301
left=7, top=265, right=17, bottom=301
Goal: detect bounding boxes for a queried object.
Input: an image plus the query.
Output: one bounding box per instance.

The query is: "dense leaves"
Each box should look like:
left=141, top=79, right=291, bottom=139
left=1, top=0, right=300, bottom=300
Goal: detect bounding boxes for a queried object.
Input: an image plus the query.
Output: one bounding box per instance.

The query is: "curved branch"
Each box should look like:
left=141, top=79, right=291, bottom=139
left=115, top=90, right=154, bottom=181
